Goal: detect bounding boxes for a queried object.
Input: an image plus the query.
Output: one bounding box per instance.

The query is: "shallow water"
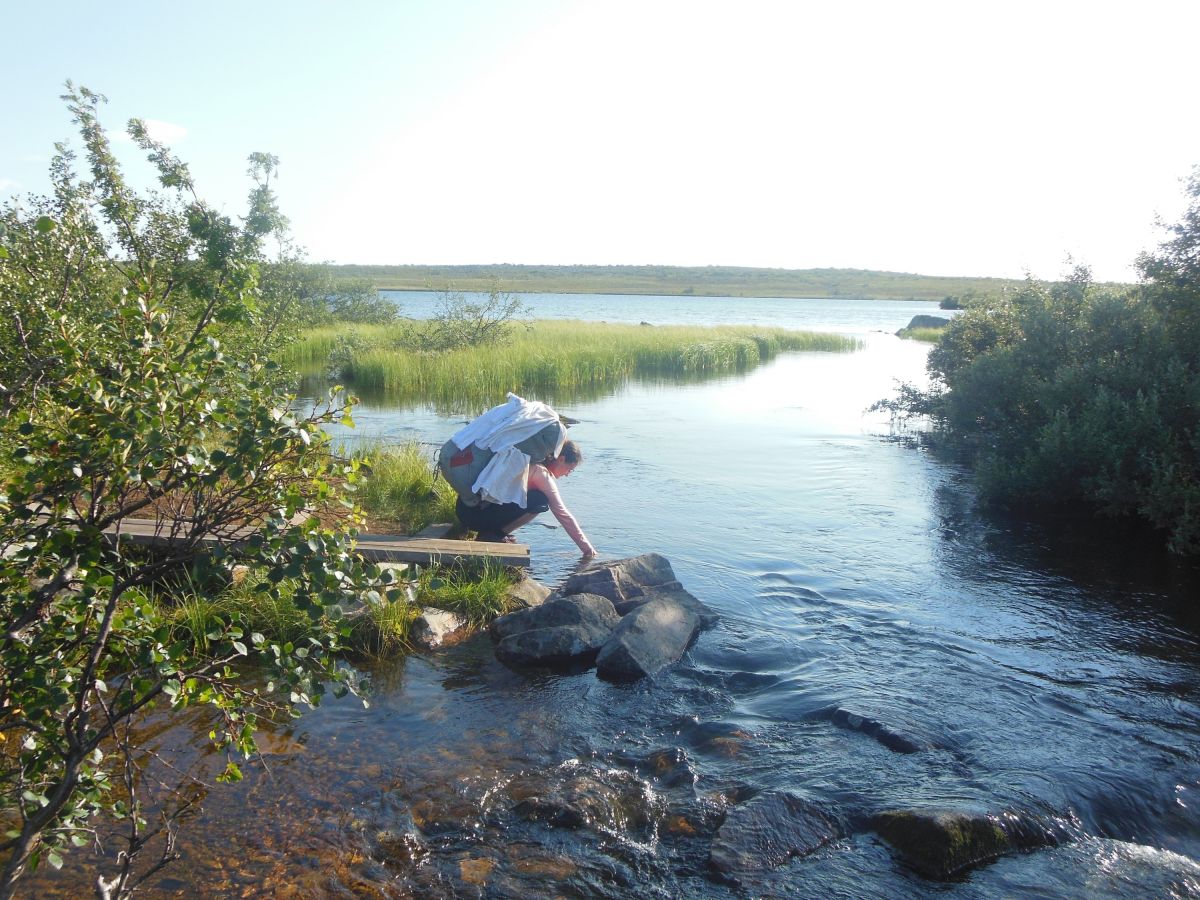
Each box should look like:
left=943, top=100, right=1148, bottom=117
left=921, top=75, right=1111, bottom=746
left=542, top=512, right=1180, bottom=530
left=28, top=295, right=1200, bottom=897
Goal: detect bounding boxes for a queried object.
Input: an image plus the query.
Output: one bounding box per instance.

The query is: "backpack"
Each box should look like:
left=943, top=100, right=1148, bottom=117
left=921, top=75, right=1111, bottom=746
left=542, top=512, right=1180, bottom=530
left=438, top=420, right=565, bottom=507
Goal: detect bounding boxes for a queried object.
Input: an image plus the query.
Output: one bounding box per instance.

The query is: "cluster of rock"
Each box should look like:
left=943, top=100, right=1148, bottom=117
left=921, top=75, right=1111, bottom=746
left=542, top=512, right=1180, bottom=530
left=489, top=553, right=718, bottom=681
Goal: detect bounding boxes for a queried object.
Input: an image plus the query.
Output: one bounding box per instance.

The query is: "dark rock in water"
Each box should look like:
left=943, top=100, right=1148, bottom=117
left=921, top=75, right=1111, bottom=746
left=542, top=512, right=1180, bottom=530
left=678, top=720, right=755, bottom=758
left=489, top=593, right=618, bottom=643
left=495, top=623, right=613, bottom=670
left=492, top=593, right=620, bottom=669
left=508, top=765, right=661, bottom=840
left=902, top=314, right=951, bottom=331
left=631, top=747, right=698, bottom=788
left=596, top=594, right=701, bottom=682
left=830, top=708, right=930, bottom=754
left=870, top=809, right=1019, bottom=879
left=561, top=553, right=677, bottom=603
left=708, top=791, right=839, bottom=880
left=613, top=585, right=719, bottom=629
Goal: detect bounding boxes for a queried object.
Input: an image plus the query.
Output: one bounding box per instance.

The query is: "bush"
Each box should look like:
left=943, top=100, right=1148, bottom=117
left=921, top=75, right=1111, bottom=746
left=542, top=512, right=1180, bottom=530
left=0, top=86, right=397, bottom=893
left=877, top=167, right=1200, bottom=554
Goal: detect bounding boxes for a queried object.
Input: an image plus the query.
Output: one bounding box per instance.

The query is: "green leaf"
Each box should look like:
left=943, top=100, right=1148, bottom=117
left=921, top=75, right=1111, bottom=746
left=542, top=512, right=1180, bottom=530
left=35, top=215, right=57, bottom=233
left=46, top=850, right=64, bottom=870
left=231, top=640, right=247, bottom=656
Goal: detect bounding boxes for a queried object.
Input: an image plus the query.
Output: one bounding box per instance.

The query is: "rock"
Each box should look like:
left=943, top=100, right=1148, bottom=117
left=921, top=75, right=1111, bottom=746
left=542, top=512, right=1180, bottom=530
left=489, top=593, right=619, bottom=643
left=830, top=708, right=930, bottom=754
left=561, top=553, right=677, bottom=603
left=410, top=607, right=471, bottom=650
left=506, top=574, right=551, bottom=609
left=869, top=809, right=1017, bottom=879
left=495, top=624, right=614, bottom=670
left=595, top=594, right=701, bottom=682
left=508, top=765, right=660, bottom=839
left=612, top=585, right=719, bottom=629
left=708, top=792, right=839, bottom=880
left=902, top=314, right=951, bottom=331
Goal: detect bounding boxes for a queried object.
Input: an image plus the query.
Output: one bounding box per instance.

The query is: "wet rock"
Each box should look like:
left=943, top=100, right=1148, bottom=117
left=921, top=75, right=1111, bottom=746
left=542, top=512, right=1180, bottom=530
left=869, top=809, right=1020, bottom=879
left=679, top=720, right=756, bottom=758
left=636, top=747, right=697, bottom=788
left=708, top=791, right=840, bottom=880
left=508, top=765, right=661, bottom=839
left=596, top=594, right=701, bottom=682
left=457, top=855, right=496, bottom=886
left=496, top=624, right=613, bottom=670
left=561, top=553, right=678, bottom=603
left=507, top=574, right=552, bottom=609
left=830, top=708, right=930, bottom=754
left=491, top=593, right=620, bottom=669
left=410, top=607, right=472, bottom=650
left=489, top=592, right=618, bottom=642
left=373, top=828, right=428, bottom=868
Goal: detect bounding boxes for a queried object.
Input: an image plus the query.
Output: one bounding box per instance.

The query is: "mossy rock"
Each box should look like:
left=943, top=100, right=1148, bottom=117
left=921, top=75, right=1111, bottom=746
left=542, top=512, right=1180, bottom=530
left=870, top=809, right=1013, bottom=879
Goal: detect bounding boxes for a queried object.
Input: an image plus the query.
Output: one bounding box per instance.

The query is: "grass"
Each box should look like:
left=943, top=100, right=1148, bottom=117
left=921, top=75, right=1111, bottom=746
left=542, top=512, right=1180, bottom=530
left=350, top=442, right=458, bottom=533
left=281, top=319, right=860, bottom=413
left=149, top=556, right=518, bottom=660
left=896, top=326, right=945, bottom=343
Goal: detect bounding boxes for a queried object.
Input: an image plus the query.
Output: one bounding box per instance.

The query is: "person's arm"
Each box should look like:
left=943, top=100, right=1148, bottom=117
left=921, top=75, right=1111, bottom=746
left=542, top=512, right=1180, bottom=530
left=528, top=465, right=596, bottom=556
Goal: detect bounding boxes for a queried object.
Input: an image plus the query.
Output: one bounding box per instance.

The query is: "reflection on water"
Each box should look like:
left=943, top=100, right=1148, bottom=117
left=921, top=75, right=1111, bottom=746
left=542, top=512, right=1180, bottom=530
left=27, top=299, right=1200, bottom=897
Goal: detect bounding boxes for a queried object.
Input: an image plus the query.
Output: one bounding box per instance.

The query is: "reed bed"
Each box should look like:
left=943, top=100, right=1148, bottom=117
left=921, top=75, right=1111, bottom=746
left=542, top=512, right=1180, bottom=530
left=896, top=326, right=945, bottom=343
left=282, top=319, right=859, bottom=412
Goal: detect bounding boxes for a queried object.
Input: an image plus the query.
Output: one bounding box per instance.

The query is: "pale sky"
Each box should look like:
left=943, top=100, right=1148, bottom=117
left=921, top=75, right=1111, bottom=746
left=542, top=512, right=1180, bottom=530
left=4, top=0, right=1198, bottom=282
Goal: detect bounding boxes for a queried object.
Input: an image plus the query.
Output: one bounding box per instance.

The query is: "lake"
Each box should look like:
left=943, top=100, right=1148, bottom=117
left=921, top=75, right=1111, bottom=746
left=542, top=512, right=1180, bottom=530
left=31, top=293, right=1200, bottom=897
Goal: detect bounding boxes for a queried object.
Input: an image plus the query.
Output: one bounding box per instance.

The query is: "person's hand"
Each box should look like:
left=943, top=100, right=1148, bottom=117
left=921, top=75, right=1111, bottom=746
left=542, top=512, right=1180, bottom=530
left=581, top=546, right=597, bottom=560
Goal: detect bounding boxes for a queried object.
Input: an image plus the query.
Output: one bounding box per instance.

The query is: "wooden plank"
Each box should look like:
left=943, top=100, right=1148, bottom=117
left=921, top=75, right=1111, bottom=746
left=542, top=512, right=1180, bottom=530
left=102, top=518, right=529, bottom=567
left=354, top=534, right=529, bottom=567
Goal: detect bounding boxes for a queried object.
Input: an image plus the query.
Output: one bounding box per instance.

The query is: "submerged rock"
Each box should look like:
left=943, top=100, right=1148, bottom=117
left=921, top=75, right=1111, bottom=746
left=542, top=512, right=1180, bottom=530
left=870, top=809, right=1035, bottom=879
left=508, top=765, right=661, bottom=840
left=596, top=594, right=701, bottom=682
left=708, top=792, right=839, bottom=880
left=830, top=708, right=930, bottom=754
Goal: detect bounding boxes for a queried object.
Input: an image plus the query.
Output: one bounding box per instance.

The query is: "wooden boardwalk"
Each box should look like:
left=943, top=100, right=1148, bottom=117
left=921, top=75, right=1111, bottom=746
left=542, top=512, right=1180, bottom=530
left=104, top=518, right=530, bottom=568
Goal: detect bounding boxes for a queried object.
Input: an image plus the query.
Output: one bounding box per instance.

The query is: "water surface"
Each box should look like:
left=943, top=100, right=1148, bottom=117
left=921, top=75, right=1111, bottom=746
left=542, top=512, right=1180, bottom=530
left=30, top=295, right=1200, bottom=897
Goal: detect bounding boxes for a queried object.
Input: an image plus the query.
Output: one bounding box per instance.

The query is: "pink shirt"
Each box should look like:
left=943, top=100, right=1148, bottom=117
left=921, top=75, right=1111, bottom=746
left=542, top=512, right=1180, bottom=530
left=527, top=463, right=595, bottom=555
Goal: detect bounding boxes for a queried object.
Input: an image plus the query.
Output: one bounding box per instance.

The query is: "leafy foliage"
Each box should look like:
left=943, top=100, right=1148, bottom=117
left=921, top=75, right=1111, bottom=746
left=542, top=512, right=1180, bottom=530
left=0, top=86, right=398, bottom=895
left=876, top=167, right=1200, bottom=554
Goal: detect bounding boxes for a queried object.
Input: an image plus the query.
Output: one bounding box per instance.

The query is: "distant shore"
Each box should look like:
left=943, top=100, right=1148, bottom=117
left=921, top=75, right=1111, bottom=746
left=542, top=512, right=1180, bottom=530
left=321, top=263, right=1124, bottom=302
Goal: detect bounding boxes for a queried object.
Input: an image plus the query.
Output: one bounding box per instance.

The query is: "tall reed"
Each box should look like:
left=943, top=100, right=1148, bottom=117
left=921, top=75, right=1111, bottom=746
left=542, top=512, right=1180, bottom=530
left=282, top=319, right=859, bottom=413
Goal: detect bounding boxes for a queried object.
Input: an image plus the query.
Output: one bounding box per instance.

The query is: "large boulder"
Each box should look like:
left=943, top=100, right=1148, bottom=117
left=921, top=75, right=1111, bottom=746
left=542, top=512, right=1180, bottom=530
left=708, top=792, right=839, bottom=881
left=902, top=314, right=951, bottom=331
left=595, top=593, right=702, bottom=682
left=561, top=553, right=678, bottom=603
left=491, top=593, right=620, bottom=669
left=611, top=584, right=720, bottom=629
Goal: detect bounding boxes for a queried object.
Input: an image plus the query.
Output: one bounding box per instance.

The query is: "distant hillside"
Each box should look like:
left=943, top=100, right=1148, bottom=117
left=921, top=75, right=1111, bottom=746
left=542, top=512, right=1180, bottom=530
left=324, top=264, right=1045, bottom=301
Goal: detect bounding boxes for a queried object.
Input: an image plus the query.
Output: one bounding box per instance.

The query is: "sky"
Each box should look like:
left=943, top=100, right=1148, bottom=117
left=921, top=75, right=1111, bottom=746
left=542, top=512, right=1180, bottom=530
left=3, top=0, right=1198, bottom=282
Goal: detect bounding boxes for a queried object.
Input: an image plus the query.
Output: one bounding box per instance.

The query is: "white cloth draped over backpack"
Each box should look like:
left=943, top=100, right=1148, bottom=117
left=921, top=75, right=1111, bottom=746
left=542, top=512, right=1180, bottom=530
left=450, top=393, right=566, bottom=506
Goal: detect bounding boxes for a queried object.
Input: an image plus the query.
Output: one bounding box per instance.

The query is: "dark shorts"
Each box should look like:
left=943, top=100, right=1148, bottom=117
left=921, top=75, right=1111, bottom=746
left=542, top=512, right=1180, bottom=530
left=455, top=489, right=550, bottom=534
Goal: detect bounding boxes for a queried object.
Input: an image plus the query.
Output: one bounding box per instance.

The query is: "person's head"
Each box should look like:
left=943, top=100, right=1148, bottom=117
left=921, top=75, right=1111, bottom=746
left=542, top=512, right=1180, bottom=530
left=545, top=440, right=582, bottom=478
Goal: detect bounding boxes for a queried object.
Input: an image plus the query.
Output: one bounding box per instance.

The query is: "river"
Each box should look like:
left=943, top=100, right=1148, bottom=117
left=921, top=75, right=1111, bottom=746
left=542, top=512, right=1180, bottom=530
left=29, top=294, right=1200, bottom=897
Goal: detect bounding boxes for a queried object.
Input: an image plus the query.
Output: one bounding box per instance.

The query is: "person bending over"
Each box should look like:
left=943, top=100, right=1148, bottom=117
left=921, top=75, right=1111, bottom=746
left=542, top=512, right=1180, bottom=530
left=455, top=440, right=596, bottom=558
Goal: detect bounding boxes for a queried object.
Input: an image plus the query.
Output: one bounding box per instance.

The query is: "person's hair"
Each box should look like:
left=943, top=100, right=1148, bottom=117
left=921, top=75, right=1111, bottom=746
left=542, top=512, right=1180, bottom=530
left=557, top=440, right=582, bottom=466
